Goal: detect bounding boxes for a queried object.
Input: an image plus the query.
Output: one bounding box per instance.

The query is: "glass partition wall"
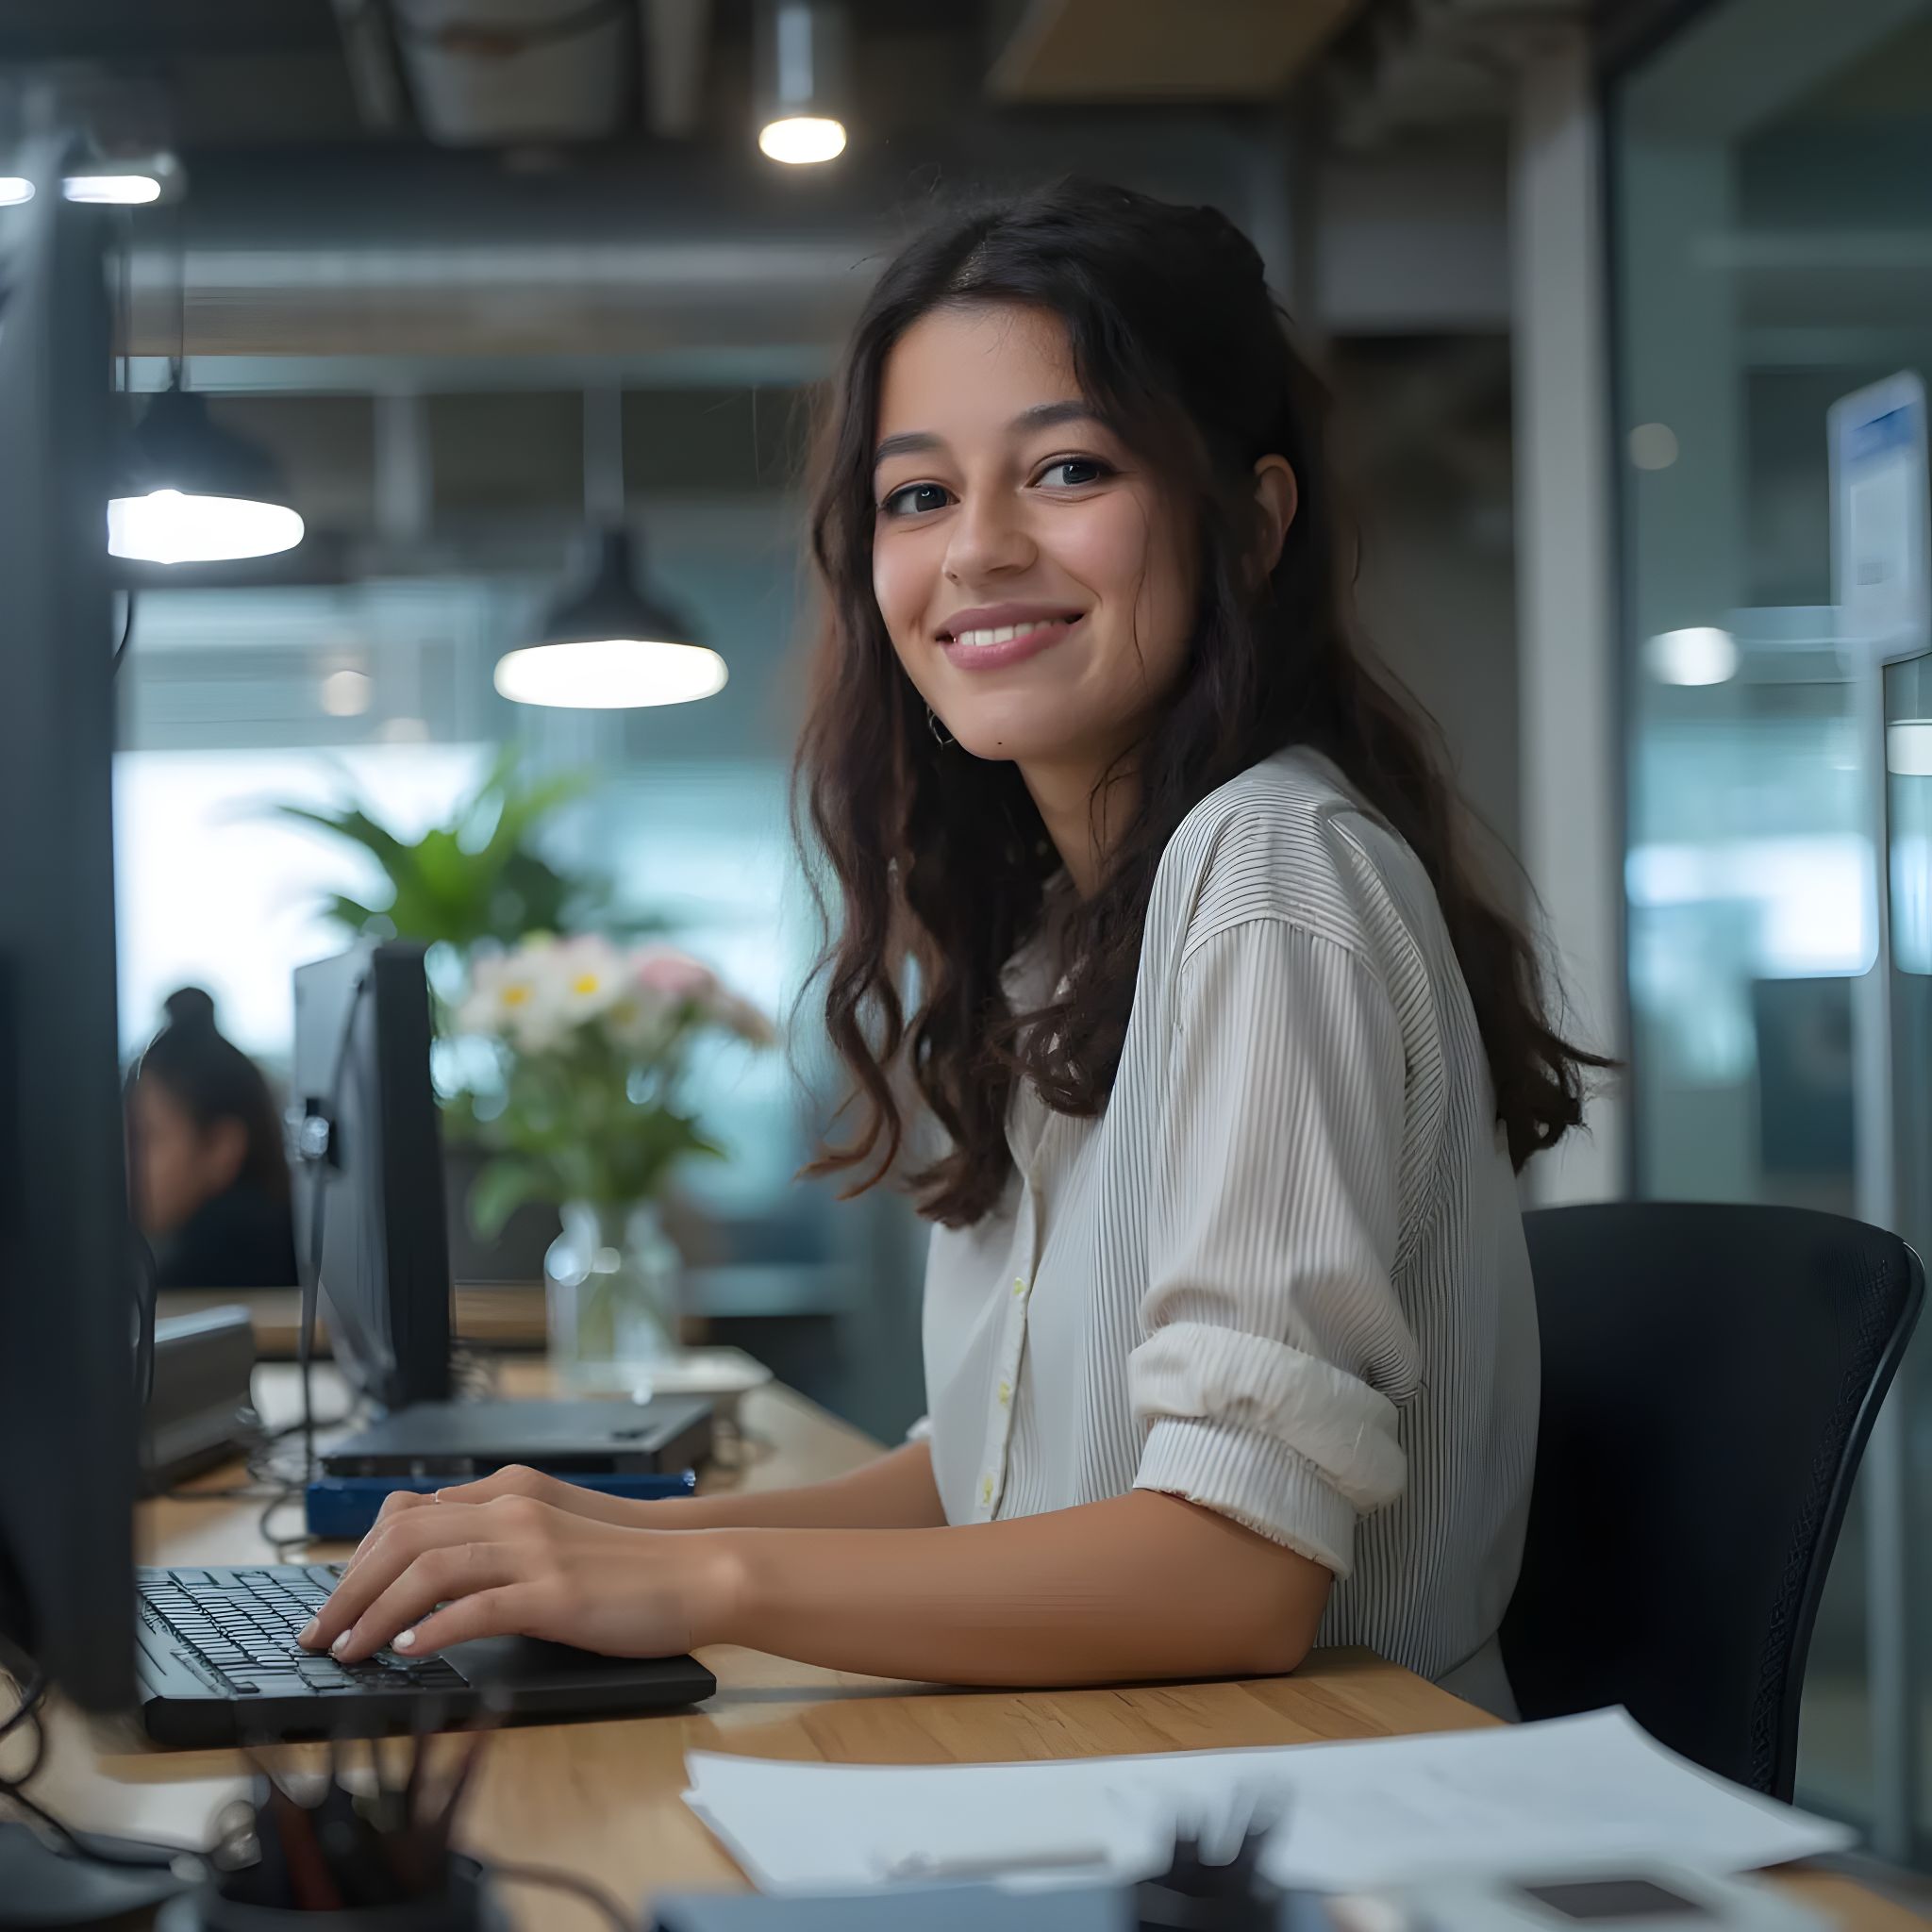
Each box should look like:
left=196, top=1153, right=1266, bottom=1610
left=1610, top=0, right=1932, bottom=1858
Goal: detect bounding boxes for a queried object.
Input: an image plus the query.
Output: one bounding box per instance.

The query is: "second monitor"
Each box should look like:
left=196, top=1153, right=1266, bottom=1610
left=291, top=940, right=713, bottom=1477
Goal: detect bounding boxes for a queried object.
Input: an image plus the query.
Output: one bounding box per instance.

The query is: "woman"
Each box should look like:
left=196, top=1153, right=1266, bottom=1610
left=131, top=987, right=299, bottom=1291
left=302, top=182, right=1599, bottom=1715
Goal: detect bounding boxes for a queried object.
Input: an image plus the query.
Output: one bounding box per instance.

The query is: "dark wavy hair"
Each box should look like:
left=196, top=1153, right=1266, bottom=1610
left=796, top=178, right=1604, bottom=1229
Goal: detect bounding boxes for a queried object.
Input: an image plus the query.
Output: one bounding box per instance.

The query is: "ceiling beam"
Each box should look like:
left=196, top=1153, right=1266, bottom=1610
left=988, top=0, right=1363, bottom=103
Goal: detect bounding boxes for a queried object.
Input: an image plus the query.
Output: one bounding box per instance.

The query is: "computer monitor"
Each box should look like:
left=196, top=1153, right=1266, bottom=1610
left=291, top=941, right=453, bottom=1412
left=0, top=140, right=140, bottom=1719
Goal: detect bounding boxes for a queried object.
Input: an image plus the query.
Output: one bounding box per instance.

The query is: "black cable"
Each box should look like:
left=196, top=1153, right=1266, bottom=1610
left=110, top=590, right=137, bottom=675
left=130, top=1226, right=159, bottom=1405
left=488, top=1857, right=632, bottom=1932
left=0, top=1658, right=45, bottom=1756
left=0, top=1649, right=199, bottom=1874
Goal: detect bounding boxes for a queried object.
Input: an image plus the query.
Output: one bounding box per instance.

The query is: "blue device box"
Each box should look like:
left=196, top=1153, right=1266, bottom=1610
left=304, top=1469, right=698, bottom=1541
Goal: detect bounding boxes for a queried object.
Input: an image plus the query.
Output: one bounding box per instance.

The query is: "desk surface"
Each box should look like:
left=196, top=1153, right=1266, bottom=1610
left=34, top=1361, right=1915, bottom=1931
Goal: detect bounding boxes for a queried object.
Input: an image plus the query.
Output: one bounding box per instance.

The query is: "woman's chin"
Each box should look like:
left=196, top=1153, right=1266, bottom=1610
left=946, top=709, right=1115, bottom=767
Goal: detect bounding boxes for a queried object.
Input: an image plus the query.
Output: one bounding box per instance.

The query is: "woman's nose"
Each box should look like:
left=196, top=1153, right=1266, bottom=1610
left=943, top=490, right=1036, bottom=584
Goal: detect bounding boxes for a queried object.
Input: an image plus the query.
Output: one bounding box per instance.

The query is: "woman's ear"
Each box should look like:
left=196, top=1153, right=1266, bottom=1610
left=1253, top=456, right=1298, bottom=575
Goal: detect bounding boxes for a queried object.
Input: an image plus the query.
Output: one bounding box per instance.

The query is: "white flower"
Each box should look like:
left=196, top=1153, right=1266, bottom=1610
left=459, top=938, right=570, bottom=1055
left=553, top=933, right=628, bottom=1027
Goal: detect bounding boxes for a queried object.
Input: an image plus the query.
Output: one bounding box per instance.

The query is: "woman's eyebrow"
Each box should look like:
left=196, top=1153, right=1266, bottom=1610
left=873, top=402, right=1100, bottom=471
left=874, top=429, right=943, bottom=467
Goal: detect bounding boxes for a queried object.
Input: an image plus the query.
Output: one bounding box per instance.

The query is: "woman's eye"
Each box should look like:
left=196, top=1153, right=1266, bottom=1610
left=880, top=482, right=953, bottom=518
left=1037, top=458, right=1111, bottom=489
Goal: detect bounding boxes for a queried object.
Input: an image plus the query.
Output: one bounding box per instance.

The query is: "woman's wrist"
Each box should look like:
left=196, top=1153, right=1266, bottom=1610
left=685, top=1527, right=757, bottom=1648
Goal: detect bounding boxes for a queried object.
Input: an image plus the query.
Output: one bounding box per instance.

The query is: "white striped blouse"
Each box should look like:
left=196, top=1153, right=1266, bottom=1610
left=917, top=746, right=1539, bottom=1715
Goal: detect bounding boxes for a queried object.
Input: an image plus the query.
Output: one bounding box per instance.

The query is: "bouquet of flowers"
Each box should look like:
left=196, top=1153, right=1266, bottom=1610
left=447, top=933, right=775, bottom=1240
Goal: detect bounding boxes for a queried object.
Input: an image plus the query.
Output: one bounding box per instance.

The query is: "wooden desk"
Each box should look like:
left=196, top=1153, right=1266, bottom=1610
left=159, top=1286, right=554, bottom=1357
left=30, top=1364, right=1915, bottom=1930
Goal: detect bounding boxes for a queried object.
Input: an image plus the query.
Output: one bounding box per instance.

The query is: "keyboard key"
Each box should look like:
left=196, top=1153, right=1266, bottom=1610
left=240, top=1674, right=310, bottom=1697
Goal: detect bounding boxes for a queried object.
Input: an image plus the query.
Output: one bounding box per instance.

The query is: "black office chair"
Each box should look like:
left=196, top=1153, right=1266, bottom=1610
left=1500, top=1201, right=1923, bottom=1800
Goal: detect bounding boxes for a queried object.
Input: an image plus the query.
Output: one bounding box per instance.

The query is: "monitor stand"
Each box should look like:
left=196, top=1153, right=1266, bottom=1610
left=0, top=1820, right=190, bottom=1925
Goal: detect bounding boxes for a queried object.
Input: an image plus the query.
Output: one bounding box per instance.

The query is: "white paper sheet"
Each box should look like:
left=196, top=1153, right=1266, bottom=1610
left=683, top=1708, right=1855, bottom=1894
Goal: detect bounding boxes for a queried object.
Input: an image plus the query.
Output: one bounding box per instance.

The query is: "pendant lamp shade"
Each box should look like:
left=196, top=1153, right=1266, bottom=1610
left=108, top=381, right=305, bottom=565
left=494, top=527, right=726, bottom=709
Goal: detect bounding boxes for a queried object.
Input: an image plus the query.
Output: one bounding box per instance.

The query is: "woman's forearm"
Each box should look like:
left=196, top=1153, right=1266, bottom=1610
left=706, top=1489, right=1330, bottom=1685
left=636, top=1438, right=946, bottom=1532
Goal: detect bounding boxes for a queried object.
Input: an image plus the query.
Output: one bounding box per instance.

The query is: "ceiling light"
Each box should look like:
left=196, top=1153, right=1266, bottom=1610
left=497, top=529, right=723, bottom=709
left=320, top=669, right=374, bottom=718
left=1646, top=626, right=1739, bottom=687
left=1628, top=423, right=1679, bottom=471
left=64, top=174, right=162, bottom=206
left=61, top=152, right=184, bottom=207
left=759, top=117, right=846, bottom=164
left=108, top=381, right=305, bottom=565
left=0, top=178, right=33, bottom=207
left=496, top=637, right=728, bottom=708
left=756, top=1, right=850, bottom=166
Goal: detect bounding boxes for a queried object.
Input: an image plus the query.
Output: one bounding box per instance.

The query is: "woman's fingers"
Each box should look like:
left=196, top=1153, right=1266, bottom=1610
left=330, top=1540, right=520, bottom=1663
left=340, top=1489, right=437, bottom=1577
left=391, top=1583, right=553, bottom=1658
left=305, top=1496, right=548, bottom=1650
left=431, top=1465, right=555, bottom=1506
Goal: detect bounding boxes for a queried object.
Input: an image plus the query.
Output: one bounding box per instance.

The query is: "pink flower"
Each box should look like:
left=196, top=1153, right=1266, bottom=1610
left=631, top=946, right=719, bottom=1003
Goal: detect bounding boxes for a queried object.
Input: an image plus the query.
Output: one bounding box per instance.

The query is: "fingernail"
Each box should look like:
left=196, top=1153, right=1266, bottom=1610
left=330, top=1631, right=352, bottom=1657
left=298, top=1621, right=318, bottom=1647
left=393, top=1629, right=417, bottom=1652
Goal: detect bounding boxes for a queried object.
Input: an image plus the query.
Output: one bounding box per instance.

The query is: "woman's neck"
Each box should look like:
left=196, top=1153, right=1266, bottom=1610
left=1022, top=758, right=1138, bottom=899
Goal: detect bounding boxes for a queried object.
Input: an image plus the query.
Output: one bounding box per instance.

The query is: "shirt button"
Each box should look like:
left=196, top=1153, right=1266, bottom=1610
left=980, top=1474, right=994, bottom=1507
left=997, top=1378, right=1011, bottom=1407
left=1011, top=1276, right=1029, bottom=1298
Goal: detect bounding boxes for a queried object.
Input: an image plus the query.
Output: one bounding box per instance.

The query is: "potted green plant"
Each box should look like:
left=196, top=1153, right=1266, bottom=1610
left=272, top=746, right=610, bottom=959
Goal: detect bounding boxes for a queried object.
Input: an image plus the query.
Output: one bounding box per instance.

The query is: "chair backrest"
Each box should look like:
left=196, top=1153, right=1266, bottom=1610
left=1500, top=1202, right=1923, bottom=1799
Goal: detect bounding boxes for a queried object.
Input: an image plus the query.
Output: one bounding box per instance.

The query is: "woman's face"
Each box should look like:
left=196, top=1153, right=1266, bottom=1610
left=870, top=303, right=1194, bottom=774
left=131, top=1075, right=244, bottom=1237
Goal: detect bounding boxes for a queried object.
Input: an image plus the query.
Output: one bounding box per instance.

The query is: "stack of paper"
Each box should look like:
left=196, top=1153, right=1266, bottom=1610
left=683, top=1708, right=1854, bottom=1894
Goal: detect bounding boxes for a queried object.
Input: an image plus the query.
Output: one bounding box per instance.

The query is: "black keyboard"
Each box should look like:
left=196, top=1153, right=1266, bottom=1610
left=137, top=1565, right=469, bottom=1702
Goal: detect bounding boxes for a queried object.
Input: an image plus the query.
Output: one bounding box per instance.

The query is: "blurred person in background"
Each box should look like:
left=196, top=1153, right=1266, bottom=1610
left=130, top=987, right=299, bottom=1292
left=306, top=180, right=1601, bottom=1720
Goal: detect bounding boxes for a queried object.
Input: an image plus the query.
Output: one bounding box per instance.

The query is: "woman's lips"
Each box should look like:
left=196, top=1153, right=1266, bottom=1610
left=938, top=613, right=1084, bottom=672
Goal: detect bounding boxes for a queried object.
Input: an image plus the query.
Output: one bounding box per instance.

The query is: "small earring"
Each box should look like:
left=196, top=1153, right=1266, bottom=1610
left=926, top=705, right=957, bottom=749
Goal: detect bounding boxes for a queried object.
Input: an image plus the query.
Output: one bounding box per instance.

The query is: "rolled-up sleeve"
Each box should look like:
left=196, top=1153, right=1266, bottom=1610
left=1130, top=918, right=1423, bottom=1578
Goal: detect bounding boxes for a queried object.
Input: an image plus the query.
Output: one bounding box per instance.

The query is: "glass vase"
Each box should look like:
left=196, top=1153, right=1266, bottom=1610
left=544, top=1199, right=681, bottom=1392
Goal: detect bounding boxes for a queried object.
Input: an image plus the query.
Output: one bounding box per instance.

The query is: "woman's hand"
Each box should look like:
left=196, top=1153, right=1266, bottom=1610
left=341, top=1465, right=654, bottom=1569
left=297, top=1492, right=741, bottom=1663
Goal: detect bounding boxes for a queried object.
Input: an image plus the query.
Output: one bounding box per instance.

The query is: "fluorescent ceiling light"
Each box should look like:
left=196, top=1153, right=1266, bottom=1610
left=758, top=116, right=846, bottom=164
left=108, top=490, right=305, bottom=565
left=494, top=638, right=728, bottom=709
left=1646, top=626, right=1739, bottom=687
left=64, top=174, right=164, bottom=206
left=0, top=178, right=33, bottom=207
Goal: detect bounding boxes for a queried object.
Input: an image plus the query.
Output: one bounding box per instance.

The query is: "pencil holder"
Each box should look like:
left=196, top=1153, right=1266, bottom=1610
left=155, top=1854, right=512, bottom=1932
